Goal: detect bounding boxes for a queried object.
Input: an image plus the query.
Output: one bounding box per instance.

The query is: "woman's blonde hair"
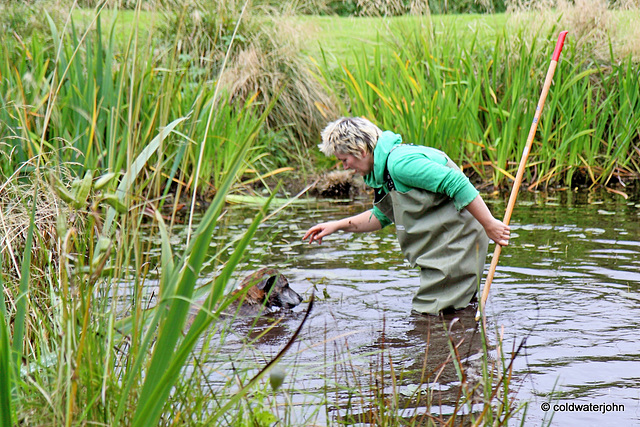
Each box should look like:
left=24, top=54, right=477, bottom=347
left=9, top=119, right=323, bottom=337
left=318, top=117, right=382, bottom=157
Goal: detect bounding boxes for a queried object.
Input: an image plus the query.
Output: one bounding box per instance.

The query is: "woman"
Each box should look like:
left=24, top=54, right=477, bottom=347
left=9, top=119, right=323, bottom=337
left=303, top=117, right=510, bottom=315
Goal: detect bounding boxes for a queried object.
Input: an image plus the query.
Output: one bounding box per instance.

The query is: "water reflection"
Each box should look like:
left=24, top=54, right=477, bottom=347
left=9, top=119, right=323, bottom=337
left=185, top=190, right=640, bottom=425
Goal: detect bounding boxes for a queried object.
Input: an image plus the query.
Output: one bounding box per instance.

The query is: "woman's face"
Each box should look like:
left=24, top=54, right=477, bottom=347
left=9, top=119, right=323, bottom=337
left=335, top=149, right=374, bottom=176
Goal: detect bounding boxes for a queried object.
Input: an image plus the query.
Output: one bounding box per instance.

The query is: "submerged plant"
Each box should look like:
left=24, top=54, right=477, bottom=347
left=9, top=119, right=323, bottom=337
left=316, top=311, right=529, bottom=426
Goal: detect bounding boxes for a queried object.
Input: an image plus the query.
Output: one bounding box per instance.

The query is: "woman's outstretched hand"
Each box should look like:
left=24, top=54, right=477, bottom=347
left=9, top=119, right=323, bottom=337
left=303, top=221, right=340, bottom=245
left=303, top=211, right=383, bottom=244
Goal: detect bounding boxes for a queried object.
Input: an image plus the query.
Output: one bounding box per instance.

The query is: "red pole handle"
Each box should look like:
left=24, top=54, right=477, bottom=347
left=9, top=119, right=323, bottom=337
left=552, top=31, right=568, bottom=61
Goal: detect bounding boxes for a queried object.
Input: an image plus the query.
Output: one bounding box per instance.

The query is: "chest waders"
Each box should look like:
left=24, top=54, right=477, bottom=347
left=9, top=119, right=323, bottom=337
left=373, top=151, right=489, bottom=315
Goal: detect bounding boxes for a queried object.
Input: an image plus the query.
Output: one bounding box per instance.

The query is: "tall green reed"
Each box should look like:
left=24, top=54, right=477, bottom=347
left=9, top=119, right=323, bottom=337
left=318, top=20, right=640, bottom=189
left=0, top=273, right=13, bottom=426
left=1, top=1, right=303, bottom=424
left=0, top=5, right=273, bottom=196
left=123, top=105, right=275, bottom=427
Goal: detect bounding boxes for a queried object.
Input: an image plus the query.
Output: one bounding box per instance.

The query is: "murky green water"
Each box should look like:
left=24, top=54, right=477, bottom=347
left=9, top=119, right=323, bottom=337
left=188, top=190, right=640, bottom=425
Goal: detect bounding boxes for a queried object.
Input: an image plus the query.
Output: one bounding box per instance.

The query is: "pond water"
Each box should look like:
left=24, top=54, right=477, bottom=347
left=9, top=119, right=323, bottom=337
left=193, top=189, right=640, bottom=426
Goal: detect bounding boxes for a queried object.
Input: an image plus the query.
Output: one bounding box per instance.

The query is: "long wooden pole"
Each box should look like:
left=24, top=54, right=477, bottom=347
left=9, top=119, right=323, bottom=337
left=476, top=31, right=568, bottom=321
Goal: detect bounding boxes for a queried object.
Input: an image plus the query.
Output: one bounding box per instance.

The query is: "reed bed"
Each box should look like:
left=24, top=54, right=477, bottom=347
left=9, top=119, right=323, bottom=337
left=315, top=7, right=640, bottom=190
left=0, top=1, right=302, bottom=424
left=0, top=0, right=314, bottom=194
left=1, top=0, right=638, bottom=424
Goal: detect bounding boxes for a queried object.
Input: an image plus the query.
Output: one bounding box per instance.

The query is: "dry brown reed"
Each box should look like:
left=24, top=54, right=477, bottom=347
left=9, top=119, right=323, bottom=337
left=558, top=0, right=613, bottom=54
left=219, top=20, right=339, bottom=147
left=158, top=0, right=339, bottom=148
left=357, top=0, right=431, bottom=16
left=507, top=0, right=640, bottom=62
left=1, top=174, right=66, bottom=281
left=0, top=164, right=87, bottom=359
left=0, top=162, right=88, bottom=287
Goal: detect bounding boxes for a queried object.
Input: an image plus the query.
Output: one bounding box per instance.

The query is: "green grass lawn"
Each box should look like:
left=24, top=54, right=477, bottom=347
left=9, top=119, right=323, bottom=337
left=285, top=13, right=509, bottom=64
left=70, top=5, right=637, bottom=66
left=72, top=8, right=160, bottom=45
left=71, top=8, right=507, bottom=61
left=286, top=9, right=639, bottom=69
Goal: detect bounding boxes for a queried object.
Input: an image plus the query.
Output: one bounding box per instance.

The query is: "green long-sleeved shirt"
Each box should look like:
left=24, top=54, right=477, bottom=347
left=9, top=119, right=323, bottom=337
left=363, top=131, right=479, bottom=228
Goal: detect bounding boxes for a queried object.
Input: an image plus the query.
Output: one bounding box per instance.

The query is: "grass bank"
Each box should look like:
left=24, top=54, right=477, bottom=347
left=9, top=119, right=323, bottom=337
left=1, top=0, right=639, bottom=424
left=299, top=6, right=640, bottom=190
left=287, top=13, right=509, bottom=62
left=6, top=3, right=636, bottom=192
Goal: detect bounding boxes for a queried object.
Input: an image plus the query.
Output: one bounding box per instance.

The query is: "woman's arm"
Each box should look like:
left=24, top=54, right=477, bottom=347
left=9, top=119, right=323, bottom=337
left=464, top=196, right=510, bottom=246
left=303, top=210, right=382, bottom=244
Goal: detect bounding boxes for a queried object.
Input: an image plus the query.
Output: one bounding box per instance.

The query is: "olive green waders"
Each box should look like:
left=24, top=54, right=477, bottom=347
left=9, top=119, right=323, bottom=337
left=374, top=159, right=489, bottom=315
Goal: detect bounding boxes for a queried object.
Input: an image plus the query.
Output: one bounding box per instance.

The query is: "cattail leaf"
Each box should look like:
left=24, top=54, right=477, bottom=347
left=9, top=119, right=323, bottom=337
left=94, top=172, right=117, bottom=190
left=72, top=169, right=94, bottom=209
left=101, top=194, right=127, bottom=214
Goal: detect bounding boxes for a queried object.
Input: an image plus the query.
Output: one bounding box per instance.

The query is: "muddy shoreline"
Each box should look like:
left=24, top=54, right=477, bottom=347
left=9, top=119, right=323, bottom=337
left=170, top=167, right=639, bottom=216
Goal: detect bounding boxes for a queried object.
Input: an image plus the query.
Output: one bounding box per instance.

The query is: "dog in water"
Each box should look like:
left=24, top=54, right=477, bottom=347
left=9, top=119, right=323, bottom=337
left=184, top=268, right=302, bottom=330
left=231, top=268, right=303, bottom=316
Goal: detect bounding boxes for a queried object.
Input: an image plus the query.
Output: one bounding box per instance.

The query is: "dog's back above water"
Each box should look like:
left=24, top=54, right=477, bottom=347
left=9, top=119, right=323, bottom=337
left=229, top=268, right=303, bottom=316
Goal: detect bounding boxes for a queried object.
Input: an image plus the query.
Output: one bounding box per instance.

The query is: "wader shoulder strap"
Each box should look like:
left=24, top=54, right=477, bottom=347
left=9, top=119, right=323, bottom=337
left=373, top=151, right=398, bottom=204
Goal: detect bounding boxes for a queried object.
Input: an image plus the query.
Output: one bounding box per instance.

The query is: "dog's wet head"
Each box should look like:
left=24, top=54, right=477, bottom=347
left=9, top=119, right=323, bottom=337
left=257, top=272, right=303, bottom=309
left=239, top=268, right=303, bottom=312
